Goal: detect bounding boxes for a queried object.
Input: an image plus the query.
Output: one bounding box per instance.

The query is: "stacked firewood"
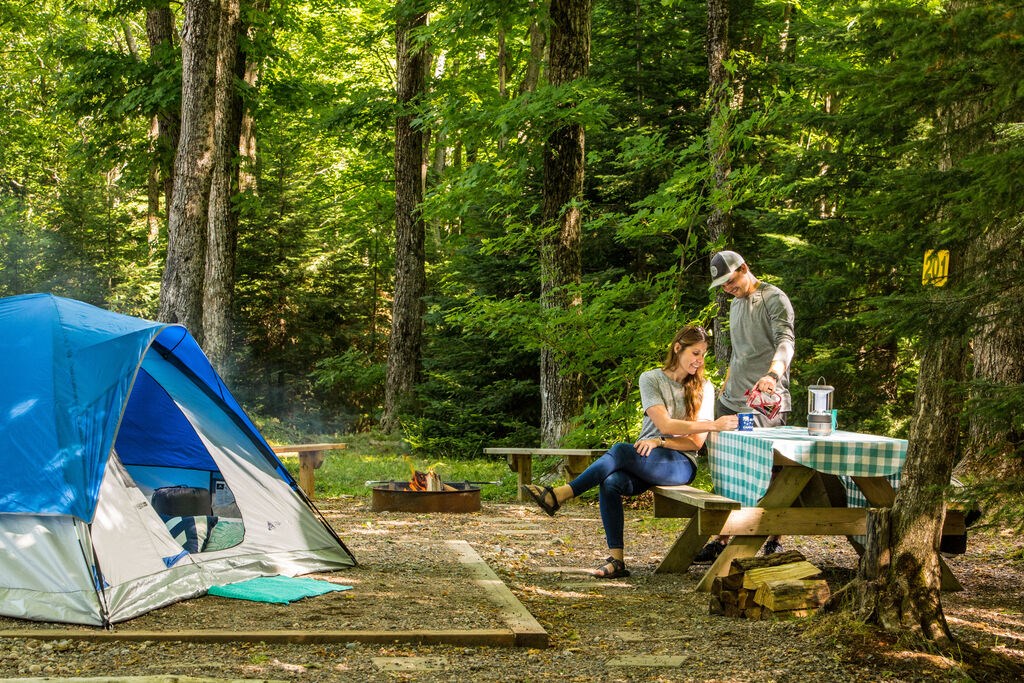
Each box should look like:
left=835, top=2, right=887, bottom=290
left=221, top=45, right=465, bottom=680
left=709, top=550, right=831, bottom=620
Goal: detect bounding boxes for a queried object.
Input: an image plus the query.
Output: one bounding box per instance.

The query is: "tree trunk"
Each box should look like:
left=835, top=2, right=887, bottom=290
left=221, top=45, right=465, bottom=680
left=159, top=0, right=219, bottom=338
left=705, top=0, right=732, bottom=367
left=850, top=332, right=963, bottom=645
left=518, top=3, right=546, bottom=96
left=497, top=26, right=508, bottom=151
left=238, top=0, right=267, bottom=195
left=539, top=0, right=591, bottom=447
left=144, top=1, right=179, bottom=255
left=963, top=224, right=1024, bottom=480
left=203, top=0, right=246, bottom=373
left=382, top=1, right=429, bottom=433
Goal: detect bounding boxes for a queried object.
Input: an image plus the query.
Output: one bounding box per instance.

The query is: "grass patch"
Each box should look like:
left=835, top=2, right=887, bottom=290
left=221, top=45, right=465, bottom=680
left=256, top=424, right=719, bottom=504
left=265, top=430, right=520, bottom=501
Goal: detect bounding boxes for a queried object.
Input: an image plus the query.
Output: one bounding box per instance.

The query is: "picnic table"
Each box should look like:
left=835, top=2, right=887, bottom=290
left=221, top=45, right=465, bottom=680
left=652, top=426, right=963, bottom=592
left=483, top=447, right=606, bottom=501
left=271, top=443, right=347, bottom=499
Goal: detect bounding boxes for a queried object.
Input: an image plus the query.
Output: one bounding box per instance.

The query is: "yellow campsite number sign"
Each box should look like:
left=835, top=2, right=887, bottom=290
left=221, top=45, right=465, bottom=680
left=922, top=249, right=949, bottom=287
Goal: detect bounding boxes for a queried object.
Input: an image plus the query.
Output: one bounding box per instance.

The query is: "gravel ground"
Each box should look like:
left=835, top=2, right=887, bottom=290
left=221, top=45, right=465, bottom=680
left=1, top=494, right=1022, bottom=682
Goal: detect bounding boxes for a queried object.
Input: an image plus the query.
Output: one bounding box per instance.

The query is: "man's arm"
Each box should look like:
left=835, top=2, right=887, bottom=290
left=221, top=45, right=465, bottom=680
left=757, top=287, right=795, bottom=394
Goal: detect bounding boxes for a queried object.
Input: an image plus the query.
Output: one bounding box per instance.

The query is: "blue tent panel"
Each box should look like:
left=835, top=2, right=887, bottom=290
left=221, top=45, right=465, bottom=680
left=115, top=369, right=218, bottom=472
left=0, top=294, right=287, bottom=521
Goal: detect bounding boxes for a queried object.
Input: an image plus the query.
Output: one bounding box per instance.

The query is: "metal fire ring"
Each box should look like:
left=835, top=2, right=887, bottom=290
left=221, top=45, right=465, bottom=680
left=370, top=481, right=482, bottom=513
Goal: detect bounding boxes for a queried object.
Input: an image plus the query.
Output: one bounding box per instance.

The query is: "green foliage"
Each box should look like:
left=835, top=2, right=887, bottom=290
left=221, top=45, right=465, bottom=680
left=311, top=349, right=387, bottom=431
left=3, top=0, right=1022, bottom=517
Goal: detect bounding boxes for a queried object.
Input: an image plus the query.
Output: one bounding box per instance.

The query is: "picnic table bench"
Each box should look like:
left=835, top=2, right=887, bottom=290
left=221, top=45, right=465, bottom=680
left=271, top=443, right=347, bottom=499
left=483, top=447, right=606, bottom=501
left=652, top=428, right=965, bottom=593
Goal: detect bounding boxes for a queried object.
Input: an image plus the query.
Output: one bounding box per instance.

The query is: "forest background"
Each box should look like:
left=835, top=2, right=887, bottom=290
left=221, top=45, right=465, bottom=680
left=2, top=1, right=1022, bottom=516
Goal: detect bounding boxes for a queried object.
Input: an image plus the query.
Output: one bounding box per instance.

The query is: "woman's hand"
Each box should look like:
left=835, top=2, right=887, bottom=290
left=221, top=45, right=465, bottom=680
left=712, top=415, right=739, bottom=431
left=633, top=438, right=659, bottom=456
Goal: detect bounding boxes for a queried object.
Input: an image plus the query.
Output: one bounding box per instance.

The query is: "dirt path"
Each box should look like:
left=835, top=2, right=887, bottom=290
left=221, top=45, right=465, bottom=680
left=1, top=496, right=1022, bottom=681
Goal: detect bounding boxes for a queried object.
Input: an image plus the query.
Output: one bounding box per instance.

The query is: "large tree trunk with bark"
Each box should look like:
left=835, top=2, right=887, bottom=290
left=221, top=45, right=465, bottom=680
left=705, top=0, right=732, bottom=366
left=203, top=0, right=247, bottom=373
left=159, top=0, right=219, bottom=337
left=238, top=0, right=267, bottom=195
left=145, top=1, right=180, bottom=253
left=848, top=331, right=964, bottom=645
left=539, top=0, right=591, bottom=447
left=382, top=1, right=429, bottom=432
left=962, top=223, right=1024, bottom=480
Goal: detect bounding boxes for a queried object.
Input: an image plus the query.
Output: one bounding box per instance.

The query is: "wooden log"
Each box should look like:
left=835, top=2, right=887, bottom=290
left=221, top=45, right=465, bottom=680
left=0, top=628, right=519, bottom=647
left=720, top=572, right=746, bottom=592
left=753, top=579, right=831, bottom=612
left=709, top=595, right=725, bottom=615
left=741, top=561, right=822, bottom=590
left=730, top=550, right=806, bottom=573
left=745, top=604, right=763, bottom=620
left=723, top=603, right=744, bottom=618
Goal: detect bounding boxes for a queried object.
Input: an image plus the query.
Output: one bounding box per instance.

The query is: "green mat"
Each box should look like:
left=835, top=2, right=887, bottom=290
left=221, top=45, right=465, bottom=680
left=207, top=575, right=352, bottom=604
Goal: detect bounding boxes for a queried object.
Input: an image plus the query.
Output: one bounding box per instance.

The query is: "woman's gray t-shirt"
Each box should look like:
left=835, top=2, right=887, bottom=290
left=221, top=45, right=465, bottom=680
left=637, top=369, right=715, bottom=442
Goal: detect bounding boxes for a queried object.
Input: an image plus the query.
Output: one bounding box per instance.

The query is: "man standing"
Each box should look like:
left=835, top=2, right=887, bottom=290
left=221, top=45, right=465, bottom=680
left=694, top=249, right=795, bottom=562
left=709, top=250, right=794, bottom=426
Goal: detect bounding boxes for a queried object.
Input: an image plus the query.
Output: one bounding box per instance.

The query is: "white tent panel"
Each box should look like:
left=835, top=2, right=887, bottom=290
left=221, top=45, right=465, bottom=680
left=0, top=515, right=104, bottom=625
left=144, top=354, right=348, bottom=565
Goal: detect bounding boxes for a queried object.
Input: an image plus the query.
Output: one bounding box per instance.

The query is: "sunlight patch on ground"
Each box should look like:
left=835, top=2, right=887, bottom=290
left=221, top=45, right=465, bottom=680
left=369, top=519, right=423, bottom=527
left=886, top=649, right=963, bottom=672
left=606, top=655, right=685, bottom=667
left=347, top=527, right=393, bottom=535
left=242, top=658, right=308, bottom=675
left=373, top=656, right=449, bottom=671
left=522, top=584, right=604, bottom=599
left=947, top=608, right=1024, bottom=640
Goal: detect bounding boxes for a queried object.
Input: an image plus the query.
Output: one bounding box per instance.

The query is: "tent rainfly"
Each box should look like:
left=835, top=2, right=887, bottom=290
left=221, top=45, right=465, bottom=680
left=0, top=293, right=355, bottom=626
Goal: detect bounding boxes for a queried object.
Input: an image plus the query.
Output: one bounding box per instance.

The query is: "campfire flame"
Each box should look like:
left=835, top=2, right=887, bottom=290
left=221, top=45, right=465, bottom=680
left=404, top=457, right=449, bottom=491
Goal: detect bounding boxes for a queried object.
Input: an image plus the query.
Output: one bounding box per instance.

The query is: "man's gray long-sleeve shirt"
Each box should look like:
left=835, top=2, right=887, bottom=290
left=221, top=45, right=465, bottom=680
left=719, top=282, right=795, bottom=413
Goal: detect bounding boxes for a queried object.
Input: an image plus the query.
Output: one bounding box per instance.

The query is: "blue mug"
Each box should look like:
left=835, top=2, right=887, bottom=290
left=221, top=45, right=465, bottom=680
left=738, top=413, right=756, bottom=431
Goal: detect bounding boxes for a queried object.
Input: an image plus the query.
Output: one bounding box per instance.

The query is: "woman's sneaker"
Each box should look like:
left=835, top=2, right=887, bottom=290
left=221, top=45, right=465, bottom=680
left=692, top=540, right=727, bottom=564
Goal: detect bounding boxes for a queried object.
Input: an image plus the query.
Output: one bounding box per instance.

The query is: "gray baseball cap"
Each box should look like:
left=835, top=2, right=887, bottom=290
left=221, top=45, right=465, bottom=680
left=709, top=250, right=745, bottom=288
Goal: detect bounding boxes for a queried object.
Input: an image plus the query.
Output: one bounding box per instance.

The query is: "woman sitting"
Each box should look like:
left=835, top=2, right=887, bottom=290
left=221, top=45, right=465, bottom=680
left=522, top=325, right=737, bottom=578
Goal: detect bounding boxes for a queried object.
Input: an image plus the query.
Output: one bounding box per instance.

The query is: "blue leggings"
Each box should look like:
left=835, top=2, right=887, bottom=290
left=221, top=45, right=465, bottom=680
left=567, top=442, right=697, bottom=551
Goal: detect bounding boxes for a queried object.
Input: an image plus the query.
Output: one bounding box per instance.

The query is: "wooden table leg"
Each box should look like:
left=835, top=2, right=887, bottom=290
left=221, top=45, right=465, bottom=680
left=655, top=510, right=730, bottom=574
left=298, top=451, right=324, bottom=499
left=695, top=466, right=816, bottom=592
left=509, top=455, right=532, bottom=501
left=564, top=455, right=592, bottom=481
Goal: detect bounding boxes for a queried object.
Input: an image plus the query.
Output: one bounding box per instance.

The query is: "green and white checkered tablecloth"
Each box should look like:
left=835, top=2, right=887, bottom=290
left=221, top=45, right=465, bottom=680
left=707, top=426, right=907, bottom=507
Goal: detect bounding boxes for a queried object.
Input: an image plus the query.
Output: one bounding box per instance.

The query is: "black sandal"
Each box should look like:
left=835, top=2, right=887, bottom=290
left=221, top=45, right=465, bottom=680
left=521, top=484, right=561, bottom=516
left=593, top=557, right=630, bottom=579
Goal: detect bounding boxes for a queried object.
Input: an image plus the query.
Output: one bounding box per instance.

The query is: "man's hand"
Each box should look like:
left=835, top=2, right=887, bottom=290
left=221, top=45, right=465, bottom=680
left=756, top=374, right=778, bottom=394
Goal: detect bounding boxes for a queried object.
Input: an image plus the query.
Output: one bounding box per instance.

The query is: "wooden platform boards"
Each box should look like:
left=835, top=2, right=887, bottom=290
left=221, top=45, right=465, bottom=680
left=0, top=541, right=548, bottom=649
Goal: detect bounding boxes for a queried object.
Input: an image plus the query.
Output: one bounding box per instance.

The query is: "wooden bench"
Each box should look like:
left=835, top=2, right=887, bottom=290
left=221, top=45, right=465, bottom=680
left=483, top=448, right=606, bottom=501
left=651, top=485, right=741, bottom=574
left=271, top=443, right=347, bottom=499
left=651, top=483, right=968, bottom=585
